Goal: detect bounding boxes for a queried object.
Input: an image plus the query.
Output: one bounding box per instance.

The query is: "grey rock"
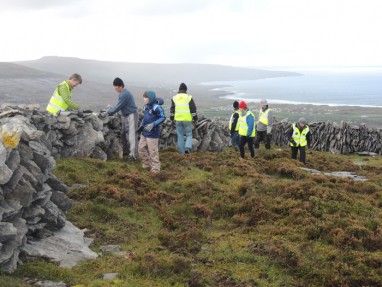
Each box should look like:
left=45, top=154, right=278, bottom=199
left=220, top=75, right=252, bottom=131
left=5, top=149, right=20, bottom=172
left=46, top=175, right=69, bottom=193
left=50, top=191, right=73, bottom=212
left=0, top=164, right=13, bottom=185
left=0, top=222, right=17, bottom=242
left=4, top=177, right=35, bottom=207
left=103, top=273, right=120, bottom=280
left=100, top=245, right=122, bottom=253
left=35, top=280, right=67, bottom=287
left=90, top=146, right=108, bottom=160
left=42, top=202, right=66, bottom=230
left=23, top=206, right=46, bottom=220
left=22, top=221, right=98, bottom=268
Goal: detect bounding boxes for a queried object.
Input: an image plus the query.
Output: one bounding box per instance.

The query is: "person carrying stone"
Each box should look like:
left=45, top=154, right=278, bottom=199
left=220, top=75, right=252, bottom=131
left=170, top=83, right=197, bottom=154
left=229, top=101, right=240, bottom=151
left=46, top=73, right=83, bottom=116
left=254, top=99, right=274, bottom=151
left=138, top=91, right=165, bottom=174
left=238, top=101, right=256, bottom=159
left=106, top=77, right=139, bottom=160
left=288, top=117, right=311, bottom=164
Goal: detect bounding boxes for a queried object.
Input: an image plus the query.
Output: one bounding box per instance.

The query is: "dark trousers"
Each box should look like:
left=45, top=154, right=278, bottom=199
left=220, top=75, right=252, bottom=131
left=254, top=130, right=271, bottom=149
left=239, top=136, right=255, bottom=158
left=231, top=131, right=240, bottom=151
left=291, top=146, right=306, bottom=164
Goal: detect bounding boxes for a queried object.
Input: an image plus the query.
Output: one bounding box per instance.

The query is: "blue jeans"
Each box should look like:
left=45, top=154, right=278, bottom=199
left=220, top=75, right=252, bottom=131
left=176, top=121, right=193, bottom=154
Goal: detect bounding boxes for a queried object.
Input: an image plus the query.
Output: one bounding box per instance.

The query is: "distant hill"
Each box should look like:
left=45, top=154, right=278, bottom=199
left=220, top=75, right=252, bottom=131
left=16, top=56, right=299, bottom=86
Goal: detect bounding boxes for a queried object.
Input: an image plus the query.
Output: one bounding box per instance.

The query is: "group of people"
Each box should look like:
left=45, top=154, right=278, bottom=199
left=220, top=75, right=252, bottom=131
left=46, top=74, right=197, bottom=174
left=46, top=73, right=312, bottom=175
left=229, top=99, right=311, bottom=164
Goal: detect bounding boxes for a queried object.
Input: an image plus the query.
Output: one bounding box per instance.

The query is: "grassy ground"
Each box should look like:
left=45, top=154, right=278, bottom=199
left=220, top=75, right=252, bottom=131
left=2, top=148, right=382, bottom=287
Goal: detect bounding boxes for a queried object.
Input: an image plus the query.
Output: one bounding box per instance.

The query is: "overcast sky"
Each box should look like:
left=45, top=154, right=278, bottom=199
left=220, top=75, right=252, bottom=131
left=0, top=0, right=381, bottom=67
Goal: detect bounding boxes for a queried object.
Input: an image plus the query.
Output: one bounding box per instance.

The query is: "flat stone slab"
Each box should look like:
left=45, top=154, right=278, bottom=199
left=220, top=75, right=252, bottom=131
left=103, top=273, right=120, bottom=280
left=300, top=168, right=368, bottom=181
left=99, top=245, right=122, bottom=253
left=22, top=221, right=98, bottom=268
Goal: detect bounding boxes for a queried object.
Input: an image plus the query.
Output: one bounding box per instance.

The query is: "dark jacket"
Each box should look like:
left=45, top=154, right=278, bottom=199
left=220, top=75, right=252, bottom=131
left=170, top=90, right=197, bottom=121
left=141, top=98, right=165, bottom=138
left=287, top=123, right=311, bottom=147
left=230, top=109, right=240, bottom=136
left=108, top=88, right=137, bottom=116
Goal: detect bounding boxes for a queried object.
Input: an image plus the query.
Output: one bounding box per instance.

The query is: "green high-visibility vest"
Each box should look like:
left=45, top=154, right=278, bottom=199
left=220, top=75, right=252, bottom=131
left=238, top=110, right=256, bottom=137
left=229, top=110, right=241, bottom=131
left=259, top=108, right=271, bottom=125
left=291, top=124, right=310, bottom=147
left=173, top=93, right=192, bottom=121
left=46, top=81, right=70, bottom=115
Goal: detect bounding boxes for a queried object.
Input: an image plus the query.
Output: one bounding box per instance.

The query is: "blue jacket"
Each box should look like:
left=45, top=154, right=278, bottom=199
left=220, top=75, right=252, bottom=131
left=108, top=88, right=137, bottom=116
left=246, top=112, right=255, bottom=137
left=141, top=97, right=165, bottom=138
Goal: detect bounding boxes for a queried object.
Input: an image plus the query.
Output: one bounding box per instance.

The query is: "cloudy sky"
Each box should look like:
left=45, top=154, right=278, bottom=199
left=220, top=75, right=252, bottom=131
left=0, top=0, right=381, bottom=67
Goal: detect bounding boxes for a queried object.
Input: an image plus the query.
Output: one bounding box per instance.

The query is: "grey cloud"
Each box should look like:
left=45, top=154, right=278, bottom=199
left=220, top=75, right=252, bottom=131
left=0, top=0, right=86, bottom=11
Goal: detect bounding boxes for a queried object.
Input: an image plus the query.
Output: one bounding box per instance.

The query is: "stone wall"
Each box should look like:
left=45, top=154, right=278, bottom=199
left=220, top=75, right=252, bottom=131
left=272, top=121, right=382, bottom=155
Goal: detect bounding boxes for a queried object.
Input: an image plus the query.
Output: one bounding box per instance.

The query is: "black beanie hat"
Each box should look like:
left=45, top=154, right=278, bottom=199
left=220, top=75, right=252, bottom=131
left=179, top=83, right=187, bottom=92
left=233, top=101, right=239, bottom=109
left=113, top=77, right=124, bottom=87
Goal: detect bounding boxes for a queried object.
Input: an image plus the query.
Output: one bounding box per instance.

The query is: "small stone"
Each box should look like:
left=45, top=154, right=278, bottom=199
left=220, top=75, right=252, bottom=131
left=103, top=273, right=120, bottom=280
left=100, top=245, right=122, bottom=253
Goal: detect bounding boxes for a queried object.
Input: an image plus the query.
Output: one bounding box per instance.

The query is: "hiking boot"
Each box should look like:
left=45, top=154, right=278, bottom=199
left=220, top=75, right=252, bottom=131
left=128, top=155, right=138, bottom=161
left=185, top=148, right=191, bottom=154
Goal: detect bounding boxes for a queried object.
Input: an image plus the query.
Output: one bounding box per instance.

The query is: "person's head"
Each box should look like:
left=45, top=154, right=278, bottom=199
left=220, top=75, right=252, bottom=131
left=68, top=73, right=82, bottom=88
left=143, top=90, right=156, bottom=104
left=299, top=117, right=307, bottom=127
left=260, top=99, right=268, bottom=109
left=113, top=77, right=125, bottom=93
left=238, top=101, right=247, bottom=112
left=179, top=83, right=187, bottom=93
left=233, top=101, right=239, bottom=110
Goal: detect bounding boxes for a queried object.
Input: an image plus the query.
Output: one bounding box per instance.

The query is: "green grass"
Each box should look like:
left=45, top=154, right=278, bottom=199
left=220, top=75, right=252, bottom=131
left=3, top=148, right=382, bottom=286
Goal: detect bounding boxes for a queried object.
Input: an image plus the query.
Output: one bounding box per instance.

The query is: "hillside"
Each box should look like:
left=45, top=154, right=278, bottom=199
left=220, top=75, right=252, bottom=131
left=2, top=148, right=382, bottom=287
left=16, top=56, right=299, bottom=86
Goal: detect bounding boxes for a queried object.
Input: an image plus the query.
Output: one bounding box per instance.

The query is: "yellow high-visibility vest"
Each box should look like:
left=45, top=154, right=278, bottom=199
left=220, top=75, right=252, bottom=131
left=46, top=81, right=70, bottom=115
left=229, top=110, right=241, bottom=131
left=238, top=110, right=256, bottom=137
left=291, top=124, right=310, bottom=147
left=259, top=108, right=271, bottom=125
left=173, top=93, right=192, bottom=122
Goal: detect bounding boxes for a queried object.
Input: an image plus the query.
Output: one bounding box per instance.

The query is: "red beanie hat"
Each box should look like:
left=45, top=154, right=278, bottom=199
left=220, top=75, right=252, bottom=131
left=238, top=101, right=247, bottom=109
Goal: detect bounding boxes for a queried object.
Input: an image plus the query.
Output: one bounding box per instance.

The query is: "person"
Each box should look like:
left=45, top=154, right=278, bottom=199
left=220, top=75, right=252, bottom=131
left=254, top=99, right=274, bottom=151
left=138, top=91, right=165, bottom=173
left=46, top=73, right=82, bottom=115
left=288, top=117, right=311, bottom=164
left=170, top=83, right=197, bottom=154
left=238, top=101, right=256, bottom=159
left=229, top=101, right=240, bottom=151
left=107, top=77, right=139, bottom=160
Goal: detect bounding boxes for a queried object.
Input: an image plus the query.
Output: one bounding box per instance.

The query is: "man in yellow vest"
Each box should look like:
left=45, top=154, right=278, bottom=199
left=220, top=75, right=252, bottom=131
left=288, top=117, right=311, bottom=164
left=170, top=83, right=197, bottom=154
left=238, top=101, right=256, bottom=159
left=228, top=101, right=240, bottom=151
left=46, top=74, right=82, bottom=116
left=254, top=99, right=273, bottom=151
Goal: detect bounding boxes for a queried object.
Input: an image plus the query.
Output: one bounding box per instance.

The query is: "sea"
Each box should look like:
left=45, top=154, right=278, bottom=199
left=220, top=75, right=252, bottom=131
left=200, top=67, right=382, bottom=108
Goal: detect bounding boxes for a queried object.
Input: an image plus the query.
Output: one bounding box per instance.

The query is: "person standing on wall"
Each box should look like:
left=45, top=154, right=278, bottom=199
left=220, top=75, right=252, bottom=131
left=46, top=73, right=83, bottom=116
left=229, top=101, right=240, bottom=151
left=106, top=77, right=139, bottom=160
left=288, top=117, right=311, bottom=164
left=254, top=99, right=274, bottom=151
left=238, top=101, right=256, bottom=159
left=170, top=83, right=197, bottom=154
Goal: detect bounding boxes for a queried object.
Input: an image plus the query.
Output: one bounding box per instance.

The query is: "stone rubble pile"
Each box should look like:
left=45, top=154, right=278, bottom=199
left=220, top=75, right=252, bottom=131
left=271, top=121, right=382, bottom=155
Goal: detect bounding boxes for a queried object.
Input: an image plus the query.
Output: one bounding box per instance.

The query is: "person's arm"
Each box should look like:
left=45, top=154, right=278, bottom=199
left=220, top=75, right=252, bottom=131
left=246, top=114, right=254, bottom=137
left=170, top=99, right=175, bottom=121
left=267, top=110, right=274, bottom=134
left=231, top=113, right=239, bottom=135
left=108, top=94, right=128, bottom=115
left=152, top=105, right=166, bottom=126
left=306, top=130, right=312, bottom=147
left=58, top=84, right=79, bottom=109
left=189, top=98, right=197, bottom=121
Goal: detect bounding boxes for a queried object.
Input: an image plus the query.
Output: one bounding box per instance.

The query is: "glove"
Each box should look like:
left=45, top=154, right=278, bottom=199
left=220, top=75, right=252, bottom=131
left=77, top=109, right=84, bottom=117
left=99, top=111, right=108, bottom=118
left=144, top=123, right=155, bottom=132
left=137, top=125, right=144, bottom=133
left=290, top=139, right=297, bottom=146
